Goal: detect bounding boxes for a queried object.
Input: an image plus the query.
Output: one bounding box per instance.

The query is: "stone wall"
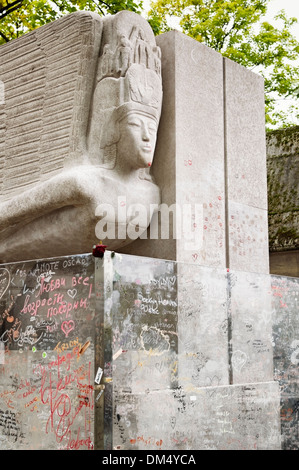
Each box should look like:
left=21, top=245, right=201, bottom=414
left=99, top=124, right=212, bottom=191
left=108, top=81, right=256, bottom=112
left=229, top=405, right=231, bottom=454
left=267, top=126, right=299, bottom=277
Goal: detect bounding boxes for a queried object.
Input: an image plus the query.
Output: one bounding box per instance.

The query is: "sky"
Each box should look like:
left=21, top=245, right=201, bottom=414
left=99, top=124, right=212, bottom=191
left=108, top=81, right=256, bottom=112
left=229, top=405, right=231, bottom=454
left=266, top=0, right=299, bottom=39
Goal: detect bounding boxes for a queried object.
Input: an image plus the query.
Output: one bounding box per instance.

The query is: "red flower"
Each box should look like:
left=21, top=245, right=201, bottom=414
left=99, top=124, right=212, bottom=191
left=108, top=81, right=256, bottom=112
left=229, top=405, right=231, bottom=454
left=92, top=243, right=107, bottom=258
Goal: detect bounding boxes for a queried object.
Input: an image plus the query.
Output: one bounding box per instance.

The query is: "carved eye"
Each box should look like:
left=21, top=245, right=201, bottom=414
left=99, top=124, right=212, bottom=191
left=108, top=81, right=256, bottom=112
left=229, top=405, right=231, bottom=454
left=128, top=118, right=141, bottom=128
left=148, top=124, right=157, bottom=135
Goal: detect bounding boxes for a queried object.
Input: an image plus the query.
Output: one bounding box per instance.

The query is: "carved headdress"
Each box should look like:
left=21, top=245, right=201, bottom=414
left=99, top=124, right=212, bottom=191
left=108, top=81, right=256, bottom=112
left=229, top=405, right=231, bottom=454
left=87, top=11, right=163, bottom=168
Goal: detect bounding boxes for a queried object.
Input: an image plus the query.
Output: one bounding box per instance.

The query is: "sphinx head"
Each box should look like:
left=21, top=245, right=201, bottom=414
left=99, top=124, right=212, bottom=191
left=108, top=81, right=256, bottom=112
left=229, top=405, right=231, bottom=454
left=87, top=16, right=162, bottom=177
left=99, top=102, right=159, bottom=173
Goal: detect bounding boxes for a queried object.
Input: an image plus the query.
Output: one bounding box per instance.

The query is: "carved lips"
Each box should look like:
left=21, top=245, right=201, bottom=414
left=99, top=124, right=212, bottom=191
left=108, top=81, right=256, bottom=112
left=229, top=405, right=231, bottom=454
left=142, top=144, right=152, bottom=152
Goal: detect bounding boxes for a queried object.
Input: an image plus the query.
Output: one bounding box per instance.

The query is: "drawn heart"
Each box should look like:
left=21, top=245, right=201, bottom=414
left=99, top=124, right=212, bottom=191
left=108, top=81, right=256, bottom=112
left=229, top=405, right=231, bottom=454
left=231, top=350, right=247, bottom=372
left=61, top=320, right=75, bottom=338
left=0, top=268, right=10, bottom=300
left=67, top=289, right=77, bottom=299
left=205, top=375, right=220, bottom=397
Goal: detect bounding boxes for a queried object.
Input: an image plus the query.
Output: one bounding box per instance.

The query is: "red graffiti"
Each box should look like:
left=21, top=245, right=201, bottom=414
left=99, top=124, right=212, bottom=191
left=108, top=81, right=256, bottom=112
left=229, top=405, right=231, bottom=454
left=34, top=351, right=94, bottom=449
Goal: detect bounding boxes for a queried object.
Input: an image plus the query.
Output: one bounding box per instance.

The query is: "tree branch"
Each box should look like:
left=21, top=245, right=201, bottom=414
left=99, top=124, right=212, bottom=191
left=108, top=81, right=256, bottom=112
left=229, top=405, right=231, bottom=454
left=0, top=0, right=25, bottom=20
left=0, top=29, right=9, bottom=42
left=91, top=0, right=105, bottom=15
left=215, top=20, right=236, bottom=51
left=50, top=0, right=63, bottom=10
left=0, top=0, right=23, bottom=15
left=100, top=0, right=113, bottom=8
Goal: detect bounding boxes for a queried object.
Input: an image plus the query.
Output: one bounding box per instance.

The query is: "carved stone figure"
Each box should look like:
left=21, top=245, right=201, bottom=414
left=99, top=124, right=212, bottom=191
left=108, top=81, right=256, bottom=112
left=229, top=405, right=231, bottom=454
left=115, top=34, right=132, bottom=76
left=0, top=11, right=162, bottom=262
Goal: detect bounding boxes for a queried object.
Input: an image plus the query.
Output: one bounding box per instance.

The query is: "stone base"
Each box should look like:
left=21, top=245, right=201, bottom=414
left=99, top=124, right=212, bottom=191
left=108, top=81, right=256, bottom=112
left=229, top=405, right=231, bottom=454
left=270, top=250, right=299, bottom=278
left=113, top=381, right=281, bottom=450
left=1, top=251, right=298, bottom=450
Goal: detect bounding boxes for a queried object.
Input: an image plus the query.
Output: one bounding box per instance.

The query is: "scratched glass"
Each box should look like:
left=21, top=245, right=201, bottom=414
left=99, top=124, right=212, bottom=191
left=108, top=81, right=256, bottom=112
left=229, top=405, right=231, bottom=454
left=0, top=254, right=97, bottom=450
left=0, top=252, right=298, bottom=450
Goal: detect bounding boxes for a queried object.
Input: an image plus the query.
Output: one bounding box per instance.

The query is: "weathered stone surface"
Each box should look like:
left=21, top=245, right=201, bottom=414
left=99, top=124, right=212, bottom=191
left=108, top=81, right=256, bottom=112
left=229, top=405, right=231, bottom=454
left=177, top=263, right=229, bottom=388
left=121, top=33, right=270, bottom=276
left=0, top=11, right=163, bottom=262
left=0, top=253, right=97, bottom=450
left=0, top=12, right=102, bottom=196
left=272, top=273, right=299, bottom=449
left=113, top=382, right=281, bottom=450
left=102, top=252, right=281, bottom=450
left=1, top=251, right=295, bottom=450
left=269, top=250, right=299, bottom=278
left=224, top=59, right=268, bottom=210
left=227, top=202, right=269, bottom=274
left=224, top=58, right=269, bottom=274
left=229, top=270, right=273, bottom=384
left=121, top=31, right=226, bottom=268
left=0, top=11, right=284, bottom=451
left=267, top=126, right=299, bottom=256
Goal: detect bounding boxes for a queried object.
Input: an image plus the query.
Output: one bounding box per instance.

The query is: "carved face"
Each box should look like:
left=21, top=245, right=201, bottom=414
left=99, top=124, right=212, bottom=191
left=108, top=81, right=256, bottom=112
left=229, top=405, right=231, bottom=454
left=118, top=111, right=158, bottom=169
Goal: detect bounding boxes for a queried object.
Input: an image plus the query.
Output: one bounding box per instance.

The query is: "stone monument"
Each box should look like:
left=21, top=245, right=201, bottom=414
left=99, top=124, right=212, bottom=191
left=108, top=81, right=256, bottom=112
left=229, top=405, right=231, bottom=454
left=0, top=10, right=287, bottom=451
left=0, top=11, right=162, bottom=262
left=120, top=31, right=269, bottom=276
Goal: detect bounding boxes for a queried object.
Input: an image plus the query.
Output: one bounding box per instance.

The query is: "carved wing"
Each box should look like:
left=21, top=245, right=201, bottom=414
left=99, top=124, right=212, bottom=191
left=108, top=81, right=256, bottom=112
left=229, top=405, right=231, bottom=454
left=0, top=12, right=102, bottom=203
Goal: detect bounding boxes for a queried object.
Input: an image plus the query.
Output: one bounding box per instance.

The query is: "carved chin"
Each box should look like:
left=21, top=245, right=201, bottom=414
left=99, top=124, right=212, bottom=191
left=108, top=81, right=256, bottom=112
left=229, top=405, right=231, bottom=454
left=138, top=150, right=154, bottom=167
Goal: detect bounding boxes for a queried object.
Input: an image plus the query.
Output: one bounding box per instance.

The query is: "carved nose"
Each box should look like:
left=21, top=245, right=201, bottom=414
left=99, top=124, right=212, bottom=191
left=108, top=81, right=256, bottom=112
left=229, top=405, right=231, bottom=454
left=142, top=125, right=150, bottom=141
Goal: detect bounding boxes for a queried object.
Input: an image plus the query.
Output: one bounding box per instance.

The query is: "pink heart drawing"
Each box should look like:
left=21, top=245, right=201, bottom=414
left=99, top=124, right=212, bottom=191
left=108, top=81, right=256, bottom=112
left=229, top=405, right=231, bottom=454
left=61, top=320, right=75, bottom=338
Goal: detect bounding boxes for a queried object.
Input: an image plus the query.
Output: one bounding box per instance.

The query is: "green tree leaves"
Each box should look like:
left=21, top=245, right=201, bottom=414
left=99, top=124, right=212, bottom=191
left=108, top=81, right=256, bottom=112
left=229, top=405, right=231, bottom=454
left=0, top=0, right=143, bottom=43
left=0, top=1, right=25, bottom=20
left=147, top=0, right=299, bottom=129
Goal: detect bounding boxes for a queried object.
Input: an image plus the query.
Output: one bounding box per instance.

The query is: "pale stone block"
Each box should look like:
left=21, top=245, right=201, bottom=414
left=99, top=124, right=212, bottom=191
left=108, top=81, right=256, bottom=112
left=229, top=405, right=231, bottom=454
left=0, top=250, right=285, bottom=450
left=228, top=201, right=270, bottom=273
left=121, top=31, right=226, bottom=268
left=102, top=252, right=179, bottom=396
left=224, top=58, right=269, bottom=274
left=224, top=58, right=268, bottom=210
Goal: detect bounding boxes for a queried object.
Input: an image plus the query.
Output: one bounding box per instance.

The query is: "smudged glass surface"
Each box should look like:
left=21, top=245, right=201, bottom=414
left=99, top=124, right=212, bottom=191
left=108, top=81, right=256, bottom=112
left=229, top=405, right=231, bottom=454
left=0, top=251, right=298, bottom=450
